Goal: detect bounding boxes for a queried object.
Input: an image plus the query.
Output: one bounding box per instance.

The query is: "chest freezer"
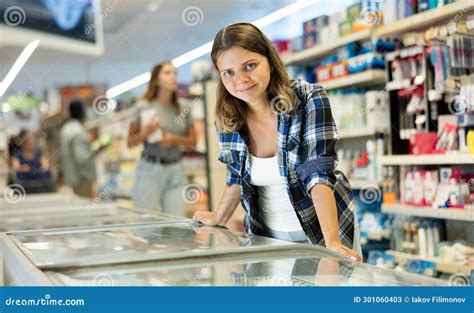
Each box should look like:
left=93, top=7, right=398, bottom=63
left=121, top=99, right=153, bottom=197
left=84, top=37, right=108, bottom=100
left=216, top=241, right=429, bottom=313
left=7, top=222, right=295, bottom=269
left=44, top=249, right=446, bottom=286
left=0, top=203, right=185, bottom=232
left=0, top=193, right=90, bottom=209
left=0, top=223, right=445, bottom=286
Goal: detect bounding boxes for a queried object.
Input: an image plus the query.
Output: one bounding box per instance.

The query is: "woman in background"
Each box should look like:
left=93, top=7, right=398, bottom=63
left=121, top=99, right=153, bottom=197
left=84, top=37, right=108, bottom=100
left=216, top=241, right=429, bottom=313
left=11, top=130, right=53, bottom=193
left=128, top=61, right=197, bottom=216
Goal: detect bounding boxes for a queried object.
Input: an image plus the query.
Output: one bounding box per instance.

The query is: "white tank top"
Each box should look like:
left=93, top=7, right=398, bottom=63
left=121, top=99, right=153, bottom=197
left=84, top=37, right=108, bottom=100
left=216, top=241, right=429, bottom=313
left=249, top=154, right=303, bottom=232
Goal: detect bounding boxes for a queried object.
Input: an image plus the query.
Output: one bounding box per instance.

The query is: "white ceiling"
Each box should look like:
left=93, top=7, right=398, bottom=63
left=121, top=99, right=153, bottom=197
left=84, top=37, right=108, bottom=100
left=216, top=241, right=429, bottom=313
left=0, top=0, right=352, bottom=95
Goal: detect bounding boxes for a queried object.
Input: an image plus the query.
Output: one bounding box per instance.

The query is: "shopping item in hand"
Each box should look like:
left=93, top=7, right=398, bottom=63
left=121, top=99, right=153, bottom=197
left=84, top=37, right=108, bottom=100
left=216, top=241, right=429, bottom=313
left=141, top=108, right=163, bottom=143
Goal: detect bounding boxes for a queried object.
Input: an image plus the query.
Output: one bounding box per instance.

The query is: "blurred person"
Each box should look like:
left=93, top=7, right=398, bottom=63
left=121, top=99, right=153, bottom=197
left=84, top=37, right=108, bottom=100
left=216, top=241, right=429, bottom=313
left=193, top=23, right=361, bottom=261
left=60, top=100, right=97, bottom=198
left=127, top=61, right=197, bottom=215
left=11, top=130, right=53, bottom=193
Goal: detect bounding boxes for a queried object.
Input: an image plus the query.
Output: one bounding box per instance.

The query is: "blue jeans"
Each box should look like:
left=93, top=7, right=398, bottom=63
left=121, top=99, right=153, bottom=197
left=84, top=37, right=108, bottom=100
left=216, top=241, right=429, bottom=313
left=132, top=158, right=187, bottom=216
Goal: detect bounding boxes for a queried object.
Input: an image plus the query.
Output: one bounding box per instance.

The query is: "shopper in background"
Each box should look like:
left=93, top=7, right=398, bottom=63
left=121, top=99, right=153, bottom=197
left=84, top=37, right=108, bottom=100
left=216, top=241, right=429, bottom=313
left=60, top=100, right=97, bottom=198
left=193, top=23, right=361, bottom=261
left=11, top=130, right=53, bottom=193
left=127, top=61, right=197, bottom=216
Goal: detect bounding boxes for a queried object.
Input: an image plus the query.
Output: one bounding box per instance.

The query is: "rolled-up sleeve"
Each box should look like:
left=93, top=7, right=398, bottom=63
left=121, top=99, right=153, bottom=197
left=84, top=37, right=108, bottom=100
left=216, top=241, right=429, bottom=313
left=224, top=165, right=242, bottom=186
left=296, top=87, right=339, bottom=195
left=216, top=125, right=244, bottom=187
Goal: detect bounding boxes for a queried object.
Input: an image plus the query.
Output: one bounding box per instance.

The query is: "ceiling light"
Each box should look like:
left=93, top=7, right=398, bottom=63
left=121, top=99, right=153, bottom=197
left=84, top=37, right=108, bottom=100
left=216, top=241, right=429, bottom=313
left=0, top=39, right=40, bottom=97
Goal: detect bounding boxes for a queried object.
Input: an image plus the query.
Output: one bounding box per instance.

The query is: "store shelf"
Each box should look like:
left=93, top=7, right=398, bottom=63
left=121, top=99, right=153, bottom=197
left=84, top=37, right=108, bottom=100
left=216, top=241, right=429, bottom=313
left=382, top=203, right=474, bottom=222
left=282, top=29, right=372, bottom=65
left=349, top=179, right=381, bottom=189
left=385, top=250, right=474, bottom=276
left=283, top=2, right=468, bottom=65
left=320, top=70, right=386, bottom=90
left=380, top=153, right=474, bottom=165
left=339, top=127, right=387, bottom=139
left=374, top=1, right=471, bottom=38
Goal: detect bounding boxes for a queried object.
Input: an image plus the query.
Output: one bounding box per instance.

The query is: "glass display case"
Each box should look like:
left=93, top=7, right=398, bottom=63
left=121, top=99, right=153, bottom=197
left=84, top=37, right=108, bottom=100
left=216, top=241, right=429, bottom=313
left=0, top=193, right=90, bottom=209
left=0, top=203, right=185, bottom=232
left=8, top=222, right=295, bottom=269
left=1, top=223, right=446, bottom=286
left=44, top=248, right=445, bottom=286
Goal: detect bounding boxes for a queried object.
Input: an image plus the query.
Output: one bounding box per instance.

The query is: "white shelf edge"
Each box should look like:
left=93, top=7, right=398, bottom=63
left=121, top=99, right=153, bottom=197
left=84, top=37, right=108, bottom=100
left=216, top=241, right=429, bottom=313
left=380, top=154, right=474, bottom=165
left=374, top=2, right=471, bottom=38
left=320, top=70, right=386, bottom=90
left=283, top=29, right=372, bottom=65
left=382, top=203, right=474, bottom=222
left=385, top=250, right=474, bottom=276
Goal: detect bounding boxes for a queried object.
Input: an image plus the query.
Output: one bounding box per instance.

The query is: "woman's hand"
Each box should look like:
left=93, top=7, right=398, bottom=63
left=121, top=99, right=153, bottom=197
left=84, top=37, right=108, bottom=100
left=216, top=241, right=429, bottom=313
left=157, top=132, right=180, bottom=148
left=19, top=164, right=30, bottom=172
left=192, top=211, right=220, bottom=226
left=326, top=242, right=361, bottom=262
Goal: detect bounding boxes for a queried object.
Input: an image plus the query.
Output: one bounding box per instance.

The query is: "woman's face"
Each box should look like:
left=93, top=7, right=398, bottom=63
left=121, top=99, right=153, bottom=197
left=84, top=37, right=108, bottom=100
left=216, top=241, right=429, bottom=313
left=156, top=63, right=177, bottom=92
left=216, top=46, right=271, bottom=106
left=22, top=134, right=36, bottom=151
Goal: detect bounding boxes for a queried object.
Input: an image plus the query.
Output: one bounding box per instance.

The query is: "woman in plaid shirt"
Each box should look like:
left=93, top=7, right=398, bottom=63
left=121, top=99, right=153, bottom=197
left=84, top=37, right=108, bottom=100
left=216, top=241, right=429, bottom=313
left=193, top=23, right=361, bottom=261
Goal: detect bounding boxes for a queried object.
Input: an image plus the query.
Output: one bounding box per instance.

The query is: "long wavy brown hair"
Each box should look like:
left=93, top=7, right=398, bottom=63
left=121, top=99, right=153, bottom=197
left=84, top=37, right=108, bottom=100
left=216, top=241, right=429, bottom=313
left=211, top=23, right=295, bottom=132
left=142, top=61, right=180, bottom=112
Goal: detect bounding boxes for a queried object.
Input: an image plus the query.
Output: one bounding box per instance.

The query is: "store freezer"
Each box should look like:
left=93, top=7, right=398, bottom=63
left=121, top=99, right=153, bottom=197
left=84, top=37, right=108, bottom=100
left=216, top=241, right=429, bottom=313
left=1, top=192, right=91, bottom=210
left=0, top=222, right=445, bottom=286
left=0, top=203, right=186, bottom=232
left=44, top=248, right=445, bottom=286
left=7, top=221, right=295, bottom=269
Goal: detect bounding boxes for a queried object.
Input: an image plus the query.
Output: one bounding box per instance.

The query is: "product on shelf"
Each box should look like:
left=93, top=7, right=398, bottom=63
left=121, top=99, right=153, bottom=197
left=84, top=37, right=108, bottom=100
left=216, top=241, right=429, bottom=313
left=347, top=52, right=385, bottom=73
left=366, top=90, right=390, bottom=130
left=397, top=166, right=473, bottom=209
left=383, top=166, right=399, bottom=205
left=439, top=242, right=474, bottom=265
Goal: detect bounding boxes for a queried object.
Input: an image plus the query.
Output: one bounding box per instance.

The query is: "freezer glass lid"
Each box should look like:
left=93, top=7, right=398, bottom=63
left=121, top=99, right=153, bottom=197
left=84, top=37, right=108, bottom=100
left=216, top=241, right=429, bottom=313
left=9, top=223, right=294, bottom=269
left=0, top=205, right=183, bottom=232
left=1, top=194, right=90, bottom=209
left=45, top=249, right=445, bottom=286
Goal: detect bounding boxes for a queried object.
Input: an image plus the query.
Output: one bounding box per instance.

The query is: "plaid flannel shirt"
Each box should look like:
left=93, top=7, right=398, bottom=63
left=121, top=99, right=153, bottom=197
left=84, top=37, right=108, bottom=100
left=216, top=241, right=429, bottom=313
left=217, top=80, right=355, bottom=248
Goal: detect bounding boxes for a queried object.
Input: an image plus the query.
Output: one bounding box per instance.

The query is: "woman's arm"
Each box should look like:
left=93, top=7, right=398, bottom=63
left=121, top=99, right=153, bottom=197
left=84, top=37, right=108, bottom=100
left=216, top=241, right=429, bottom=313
left=311, top=184, right=360, bottom=261
left=40, top=155, right=50, bottom=172
left=193, top=183, right=240, bottom=225
left=11, top=157, right=22, bottom=171
left=297, top=85, right=360, bottom=261
left=127, top=118, right=160, bottom=148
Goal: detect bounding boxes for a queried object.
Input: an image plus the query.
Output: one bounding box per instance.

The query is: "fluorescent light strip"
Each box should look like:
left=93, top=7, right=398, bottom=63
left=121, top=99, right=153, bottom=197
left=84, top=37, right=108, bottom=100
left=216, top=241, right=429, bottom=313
left=0, top=39, right=40, bottom=97
left=106, top=0, right=319, bottom=98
